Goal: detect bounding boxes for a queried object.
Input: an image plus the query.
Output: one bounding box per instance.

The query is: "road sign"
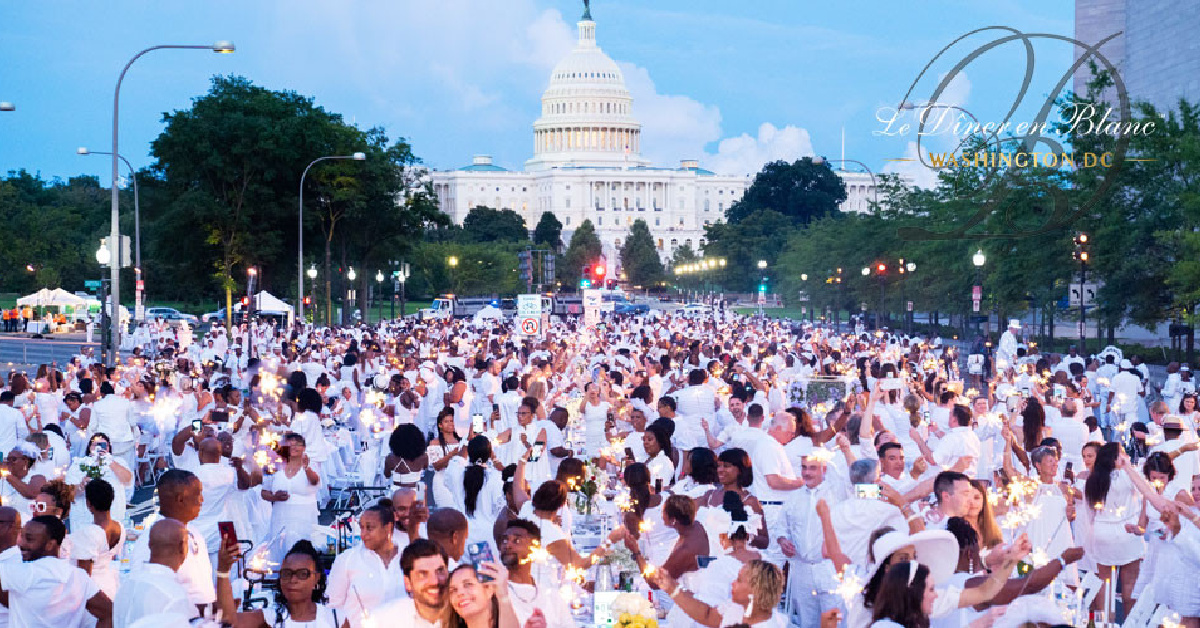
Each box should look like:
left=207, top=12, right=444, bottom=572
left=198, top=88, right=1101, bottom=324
left=583, top=289, right=602, bottom=327
left=973, top=299, right=981, bottom=312
left=907, top=301, right=914, bottom=312
left=520, top=317, right=540, bottom=335
left=972, top=285, right=981, bottom=300
left=518, top=294, right=541, bottom=318
left=85, top=280, right=101, bottom=290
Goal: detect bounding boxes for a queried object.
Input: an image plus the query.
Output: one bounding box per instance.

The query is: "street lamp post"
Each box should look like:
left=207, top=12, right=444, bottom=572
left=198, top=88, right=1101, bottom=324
left=346, top=267, right=356, bottom=325
left=79, top=147, right=143, bottom=320
left=107, top=41, right=234, bottom=366
left=1074, top=233, right=1090, bottom=355
left=899, top=260, right=916, bottom=334
left=298, top=152, right=366, bottom=323
left=756, top=260, right=767, bottom=319
left=306, top=265, right=318, bottom=325
left=447, top=256, right=459, bottom=295
left=374, top=270, right=384, bottom=324
left=972, top=248, right=987, bottom=337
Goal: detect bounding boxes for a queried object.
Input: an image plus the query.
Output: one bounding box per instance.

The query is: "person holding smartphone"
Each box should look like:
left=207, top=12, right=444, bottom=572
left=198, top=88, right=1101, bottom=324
left=262, top=433, right=320, bottom=561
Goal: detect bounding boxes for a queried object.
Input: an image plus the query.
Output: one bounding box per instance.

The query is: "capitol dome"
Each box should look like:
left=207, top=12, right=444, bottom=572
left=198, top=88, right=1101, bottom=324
left=525, top=12, right=649, bottom=171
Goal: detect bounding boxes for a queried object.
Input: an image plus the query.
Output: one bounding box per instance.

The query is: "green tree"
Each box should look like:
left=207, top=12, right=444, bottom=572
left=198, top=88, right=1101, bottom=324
left=702, top=209, right=794, bottom=292
left=461, top=206, right=529, bottom=243
left=151, top=75, right=351, bottom=325
left=726, top=157, right=847, bottom=225
left=560, top=219, right=603, bottom=286
left=669, top=242, right=699, bottom=269
left=620, top=219, right=664, bottom=287
left=533, top=211, right=564, bottom=250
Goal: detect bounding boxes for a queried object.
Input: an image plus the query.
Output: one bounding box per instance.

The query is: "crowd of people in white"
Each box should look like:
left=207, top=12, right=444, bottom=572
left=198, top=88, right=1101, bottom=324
left=0, top=311, right=1197, bottom=628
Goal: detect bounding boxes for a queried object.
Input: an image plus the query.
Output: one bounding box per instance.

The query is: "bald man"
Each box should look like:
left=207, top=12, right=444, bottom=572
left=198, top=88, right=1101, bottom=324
left=193, top=438, right=245, bottom=573
left=114, top=519, right=196, bottom=627
left=426, top=508, right=468, bottom=566
left=391, top=488, right=428, bottom=552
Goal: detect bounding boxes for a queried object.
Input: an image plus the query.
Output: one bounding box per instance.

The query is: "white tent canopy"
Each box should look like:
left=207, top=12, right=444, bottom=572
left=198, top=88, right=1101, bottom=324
left=233, top=291, right=294, bottom=327
left=17, top=288, right=88, bottom=308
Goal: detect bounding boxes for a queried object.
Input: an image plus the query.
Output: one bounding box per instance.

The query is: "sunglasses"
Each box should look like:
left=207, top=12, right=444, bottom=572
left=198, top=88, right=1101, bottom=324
left=32, top=502, right=48, bottom=513
left=279, top=568, right=314, bottom=581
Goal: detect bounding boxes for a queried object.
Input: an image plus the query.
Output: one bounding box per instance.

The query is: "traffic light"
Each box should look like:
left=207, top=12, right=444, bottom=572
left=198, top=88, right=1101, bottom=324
left=593, top=264, right=606, bottom=281
left=876, top=263, right=887, bottom=273
left=580, top=278, right=592, bottom=289
left=543, top=253, right=556, bottom=285
left=303, top=296, right=312, bottom=306
left=518, top=250, right=531, bottom=284
left=240, top=296, right=250, bottom=308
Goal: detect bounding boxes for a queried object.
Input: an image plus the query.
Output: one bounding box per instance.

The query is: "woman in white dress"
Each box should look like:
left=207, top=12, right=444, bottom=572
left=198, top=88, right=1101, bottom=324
left=1083, top=442, right=1145, bottom=614
left=217, top=537, right=341, bottom=628
left=444, top=367, right=471, bottom=437
left=643, top=423, right=675, bottom=490
left=72, top=478, right=123, bottom=599
left=468, top=359, right=499, bottom=428
left=65, top=432, right=133, bottom=528
left=262, top=433, right=321, bottom=560
left=61, top=392, right=93, bottom=458
left=1130, top=452, right=1192, bottom=601
left=446, top=435, right=505, bottom=556
left=652, top=559, right=789, bottom=628
left=580, top=382, right=612, bottom=460
left=2, top=442, right=47, bottom=521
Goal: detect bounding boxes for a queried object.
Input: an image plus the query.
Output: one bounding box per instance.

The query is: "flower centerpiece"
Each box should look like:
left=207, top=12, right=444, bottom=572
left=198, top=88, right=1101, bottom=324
left=611, top=593, right=658, bottom=628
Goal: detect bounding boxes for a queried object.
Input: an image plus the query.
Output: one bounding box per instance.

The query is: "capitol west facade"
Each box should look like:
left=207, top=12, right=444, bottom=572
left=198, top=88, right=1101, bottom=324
left=430, top=13, right=883, bottom=265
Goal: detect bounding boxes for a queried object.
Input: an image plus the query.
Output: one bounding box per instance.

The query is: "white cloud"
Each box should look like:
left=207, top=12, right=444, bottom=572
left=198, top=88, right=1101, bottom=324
left=706, top=123, right=815, bottom=176
left=619, top=62, right=722, bottom=166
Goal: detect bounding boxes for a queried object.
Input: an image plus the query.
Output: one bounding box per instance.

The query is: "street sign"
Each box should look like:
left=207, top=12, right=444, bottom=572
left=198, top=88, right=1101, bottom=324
left=907, top=300, right=914, bottom=312
left=583, top=289, right=602, bottom=327
left=972, top=299, right=981, bottom=312
left=518, top=294, right=541, bottom=318
left=85, top=280, right=101, bottom=290
left=972, top=285, right=982, bottom=300
left=520, top=317, right=540, bottom=335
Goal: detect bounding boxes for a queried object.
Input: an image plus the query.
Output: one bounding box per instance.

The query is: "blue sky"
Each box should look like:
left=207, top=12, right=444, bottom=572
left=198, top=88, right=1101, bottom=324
left=0, top=1, right=1079, bottom=187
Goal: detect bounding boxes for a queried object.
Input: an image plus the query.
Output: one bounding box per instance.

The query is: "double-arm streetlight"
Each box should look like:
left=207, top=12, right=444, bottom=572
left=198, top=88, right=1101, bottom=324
left=106, top=41, right=234, bottom=366
left=298, top=152, right=366, bottom=322
left=79, top=147, right=143, bottom=319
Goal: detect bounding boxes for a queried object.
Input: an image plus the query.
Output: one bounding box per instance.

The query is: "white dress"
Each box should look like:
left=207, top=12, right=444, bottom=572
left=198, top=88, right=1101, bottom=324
left=71, top=522, right=124, bottom=599
left=581, top=400, right=611, bottom=458
left=64, top=456, right=130, bottom=526
left=1084, top=471, right=1145, bottom=566
left=445, top=464, right=505, bottom=551
left=261, top=603, right=339, bottom=628
left=266, top=467, right=319, bottom=560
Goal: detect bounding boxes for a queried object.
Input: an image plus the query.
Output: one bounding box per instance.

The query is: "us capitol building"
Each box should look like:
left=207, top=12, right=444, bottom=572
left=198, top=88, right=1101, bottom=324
left=430, top=6, right=883, bottom=263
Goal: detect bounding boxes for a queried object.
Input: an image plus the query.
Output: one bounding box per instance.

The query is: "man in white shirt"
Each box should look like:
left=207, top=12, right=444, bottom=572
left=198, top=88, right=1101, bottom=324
left=925, top=471, right=974, bottom=528
left=827, top=459, right=910, bottom=566
left=500, top=519, right=575, bottom=628
left=1108, top=360, right=1144, bottom=436
left=914, top=405, right=981, bottom=478
left=0, top=515, right=111, bottom=628
left=114, top=518, right=195, bottom=627
left=127, top=469, right=214, bottom=612
left=373, top=539, right=449, bottom=628
left=89, top=382, right=137, bottom=470
left=747, top=412, right=806, bottom=565
left=192, top=438, right=248, bottom=570
left=0, top=393, right=22, bottom=456
left=674, top=369, right=716, bottom=450
left=1047, top=399, right=1090, bottom=471
left=777, top=455, right=841, bottom=627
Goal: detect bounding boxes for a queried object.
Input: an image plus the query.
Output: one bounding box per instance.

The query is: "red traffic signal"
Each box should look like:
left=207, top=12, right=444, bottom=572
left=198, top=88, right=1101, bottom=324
left=594, top=264, right=607, bottom=279
left=303, top=296, right=312, bottom=305
left=240, top=296, right=250, bottom=307
left=876, top=263, right=887, bottom=273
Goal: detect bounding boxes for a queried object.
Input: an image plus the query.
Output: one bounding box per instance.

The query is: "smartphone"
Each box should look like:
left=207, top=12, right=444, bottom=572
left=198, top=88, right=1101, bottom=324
left=654, top=478, right=663, bottom=494
left=467, top=541, right=496, bottom=582
left=697, top=555, right=717, bottom=569
left=624, top=447, right=635, bottom=460
left=1053, top=385, right=1066, bottom=402
left=191, top=419, right=203, bottom=431
left=218, top=521, right=238, bottom=548
left=211, top=410, right=230, bottom=423
left=414, top=482, right=426, bottom=504
left=854, top=483, right=881, bottom=500
left=93, top=440, right=108, bottom=453
left=472, top=413, right=485, bottom=434
left=529, top=441, right=545, bottom=462
left=492, top=403, right=500, bottom=413
left=1064, top=461, right=1075, bottom=483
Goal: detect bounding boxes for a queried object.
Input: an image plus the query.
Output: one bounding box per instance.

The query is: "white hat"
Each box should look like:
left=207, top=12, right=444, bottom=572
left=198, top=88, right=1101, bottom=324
left=869, top=529, right=959, bottom=586
left=1120, top=359, right=1134, bottom=369
left=1007, top=319, right=1021, bottom=329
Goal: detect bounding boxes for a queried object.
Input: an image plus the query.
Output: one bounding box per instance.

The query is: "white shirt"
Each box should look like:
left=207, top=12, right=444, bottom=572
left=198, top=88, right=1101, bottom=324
left=371, top=597, right=440, bottom=628
left=507, top=580, right=576, bottom=628
left=0, top=405, right=22, bottom=455
left=1110, top=371, right=1143, bottom=415
left=931, top=426, right=981, bottom=478
left=326, top=542, right=408, bottom=627
left=745, top=431, right=795, bottom=504
left=113, top=562, right=195, bottom=628
left=91, top=394, right=136, bottom=444
left=0, top=546, right=21, bottom=626
left=193, top=463, right=238, bottom=551
left=828, top=497, right=908, bottom=566
left=127, top=521, right=214, bottom=606
left=0, top=555, right=100, bottom=628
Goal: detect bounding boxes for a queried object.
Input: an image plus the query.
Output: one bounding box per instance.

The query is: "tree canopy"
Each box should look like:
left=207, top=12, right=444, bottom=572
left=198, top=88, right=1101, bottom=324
left=533, top=211, right=564, bottom=250
left=461, top=206, right=530, bottom=243
left=619, top=219, right=664, bottom=287
left=725, top=157, right=847, bottom=225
